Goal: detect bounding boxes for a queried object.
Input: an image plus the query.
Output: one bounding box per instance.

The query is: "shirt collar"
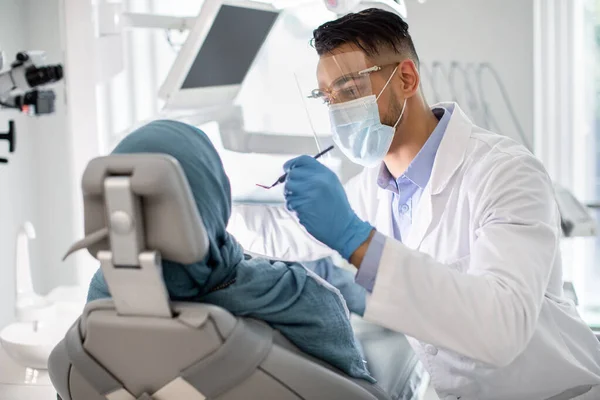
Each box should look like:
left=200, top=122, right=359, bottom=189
left=378, top=107, right=451, bottom=190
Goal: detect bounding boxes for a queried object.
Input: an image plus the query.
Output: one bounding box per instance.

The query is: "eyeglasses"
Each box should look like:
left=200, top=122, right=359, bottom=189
left=308, top=63, right=399, bottom=105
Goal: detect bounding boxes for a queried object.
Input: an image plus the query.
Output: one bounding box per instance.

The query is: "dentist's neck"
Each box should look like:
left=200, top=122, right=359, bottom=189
left=384, top=96, right=439, bottom=179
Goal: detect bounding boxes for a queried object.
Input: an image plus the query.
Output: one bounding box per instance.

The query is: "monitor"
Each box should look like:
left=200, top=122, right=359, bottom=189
left=159, top=0, right=280, bottom=110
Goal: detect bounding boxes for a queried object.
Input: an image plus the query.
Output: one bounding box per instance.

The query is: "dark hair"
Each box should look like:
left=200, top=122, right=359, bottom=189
left=312, top=8, right=419, bottom=66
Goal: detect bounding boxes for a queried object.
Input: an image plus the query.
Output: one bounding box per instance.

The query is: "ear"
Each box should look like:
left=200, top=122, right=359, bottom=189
left=397, top=59, right=420, bottom=97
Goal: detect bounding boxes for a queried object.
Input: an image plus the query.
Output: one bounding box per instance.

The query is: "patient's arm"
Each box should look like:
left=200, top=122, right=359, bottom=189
left=86, top=256, right=366, bottom=317
left=301, top=258, right=366, bottom=317
left=201, top=258, right=375, bottom=383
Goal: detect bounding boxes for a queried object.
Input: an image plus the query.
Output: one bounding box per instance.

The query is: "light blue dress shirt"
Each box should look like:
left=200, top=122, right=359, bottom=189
left=355, top=107, right=451, bottom=293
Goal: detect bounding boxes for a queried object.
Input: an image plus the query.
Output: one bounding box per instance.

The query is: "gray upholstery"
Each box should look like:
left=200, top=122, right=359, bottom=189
left=48, top=339, right=73, bottom=400
left=49, top=154, right=423, bottom=400
left=50, top=300, right=391, bottom=400
left=80, top=154, right=209, bottom=265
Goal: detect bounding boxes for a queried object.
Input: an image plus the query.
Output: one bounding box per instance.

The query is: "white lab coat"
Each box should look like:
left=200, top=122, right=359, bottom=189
left=228, top=103, right=600, bottom=400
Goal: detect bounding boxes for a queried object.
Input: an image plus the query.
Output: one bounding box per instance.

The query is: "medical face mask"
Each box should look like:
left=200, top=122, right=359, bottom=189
left=328, top=66, right=406, bottom=168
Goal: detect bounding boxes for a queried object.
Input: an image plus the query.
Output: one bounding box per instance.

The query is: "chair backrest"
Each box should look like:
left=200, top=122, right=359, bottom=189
left=48, top=154, right=394, bottom=400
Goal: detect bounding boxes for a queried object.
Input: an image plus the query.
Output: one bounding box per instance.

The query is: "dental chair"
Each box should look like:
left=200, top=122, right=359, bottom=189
left=48, top=154, right=425, bottom=400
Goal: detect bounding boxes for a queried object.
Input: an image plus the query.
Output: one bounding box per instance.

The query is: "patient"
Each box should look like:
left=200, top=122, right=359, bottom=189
left=86, top=120, right=374, bottom=383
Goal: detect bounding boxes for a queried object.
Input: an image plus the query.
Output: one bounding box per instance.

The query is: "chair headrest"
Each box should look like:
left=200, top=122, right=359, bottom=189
left=76, top=154, right=209, bottom=265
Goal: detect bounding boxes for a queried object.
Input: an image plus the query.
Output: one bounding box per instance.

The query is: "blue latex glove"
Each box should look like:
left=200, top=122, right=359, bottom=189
left=284, top=155, right=374, bottom=260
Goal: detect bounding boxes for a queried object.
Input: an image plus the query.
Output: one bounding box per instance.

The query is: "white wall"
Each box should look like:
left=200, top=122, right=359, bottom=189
left=0, top=0, right=40, bottom=328
left=25, top=0, right=79, bottom=293
left=0, top=0, right=78, bottom=329
left=406, top=0, right=535, bottom=148
left=61, top=0, right=104, bottom=286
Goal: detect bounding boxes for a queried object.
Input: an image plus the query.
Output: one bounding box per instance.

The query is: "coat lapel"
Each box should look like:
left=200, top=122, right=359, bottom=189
left=397, top=102, right=472, bottom=249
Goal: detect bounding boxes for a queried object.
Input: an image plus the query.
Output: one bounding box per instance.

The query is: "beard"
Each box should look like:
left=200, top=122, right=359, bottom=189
left=381, top=90, right=405, bottom=128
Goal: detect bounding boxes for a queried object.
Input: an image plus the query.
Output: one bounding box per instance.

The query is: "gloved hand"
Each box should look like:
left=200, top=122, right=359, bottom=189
left=283, top=155, right=374, bottom=260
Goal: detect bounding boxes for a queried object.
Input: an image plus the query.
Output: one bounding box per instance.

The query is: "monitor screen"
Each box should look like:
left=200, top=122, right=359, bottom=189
left=180, top=5, right=279, bottom=90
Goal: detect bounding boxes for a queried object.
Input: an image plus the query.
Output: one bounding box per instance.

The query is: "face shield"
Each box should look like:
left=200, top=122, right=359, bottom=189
left=297, top=51, right=404, bottom=167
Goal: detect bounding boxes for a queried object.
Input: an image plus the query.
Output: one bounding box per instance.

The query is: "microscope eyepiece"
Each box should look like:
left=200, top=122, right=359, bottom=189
left=15, top=52, right=29, bottom=62
left=25, top=64, right=63, bottom=88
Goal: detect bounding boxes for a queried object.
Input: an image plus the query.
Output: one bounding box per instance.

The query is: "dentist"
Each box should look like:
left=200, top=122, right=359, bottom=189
left=229, top=8, right=600, bottom=400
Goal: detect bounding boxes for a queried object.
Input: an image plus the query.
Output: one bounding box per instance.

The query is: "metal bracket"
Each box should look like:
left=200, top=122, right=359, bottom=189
left=119, top=12, right=196, bottom=31
left=104, top=176, right=145, bottom=266
left=100, top=175, right=172, bottom=317
left=99, top=250, right=171, bottom=317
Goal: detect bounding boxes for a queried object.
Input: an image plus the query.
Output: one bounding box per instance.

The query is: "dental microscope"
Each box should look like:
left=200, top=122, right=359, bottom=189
left=0, top=50, right=64, bottom=164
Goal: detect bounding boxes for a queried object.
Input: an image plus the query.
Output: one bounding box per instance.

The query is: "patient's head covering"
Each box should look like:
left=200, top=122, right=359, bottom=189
left=111, top=120, right=243, bottom=298
left=88, top=120, right=373, bottom=382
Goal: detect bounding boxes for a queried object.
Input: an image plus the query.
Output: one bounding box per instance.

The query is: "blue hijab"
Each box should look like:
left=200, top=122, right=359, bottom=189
left=87, top=120, right=373, bottom=382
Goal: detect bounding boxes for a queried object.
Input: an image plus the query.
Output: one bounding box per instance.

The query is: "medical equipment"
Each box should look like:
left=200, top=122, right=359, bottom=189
left=2, top=89, right=58, bottom=116
left=0, top=221, right=84, bottom=362
left=448, top=62, right=484, bottom=127
left=48, top=153, right=425, bottom=400
left=554, top=184, right=597, bottom=237
left=0, top=51, right=62, bottom=109
left=100, top=0, right=405, bottom=151
left=0, top=121, right=14, bottom=164
left=331, top=64, right=405, bottom=167
left=13, top=222, right=56, bottom=331
left=96, top=0, right=406, bottom=205
left=323, top=0, right=406, bottom=16
left=256, top=144, right=334, bottom=189
left=0, top=221, right=55, bottom=400
left=475, top=63, right=531, bottom=151
left=0, top=50, right=64, bottom=165
left=117, top=0, right=319, bottom=166
left=421, top=62, right=486, bottom=133
left=300, top=51, right=412, bottom=167
left=420, top=61, right=530, bottom=150
left=159, top=2, right=280, bottom=110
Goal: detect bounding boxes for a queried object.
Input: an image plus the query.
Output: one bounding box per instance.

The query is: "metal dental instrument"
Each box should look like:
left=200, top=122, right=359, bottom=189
left=256, top=145, right=335, bottom=189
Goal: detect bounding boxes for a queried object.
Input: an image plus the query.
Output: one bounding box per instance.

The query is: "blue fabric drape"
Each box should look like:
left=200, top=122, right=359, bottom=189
left=87, top=120, right=373, bottom=382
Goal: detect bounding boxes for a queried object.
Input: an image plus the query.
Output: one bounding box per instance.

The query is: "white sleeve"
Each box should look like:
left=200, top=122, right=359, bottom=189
left=364, top=155, right=560, bottom=368
left=228, top=203, right=333, bottom=261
